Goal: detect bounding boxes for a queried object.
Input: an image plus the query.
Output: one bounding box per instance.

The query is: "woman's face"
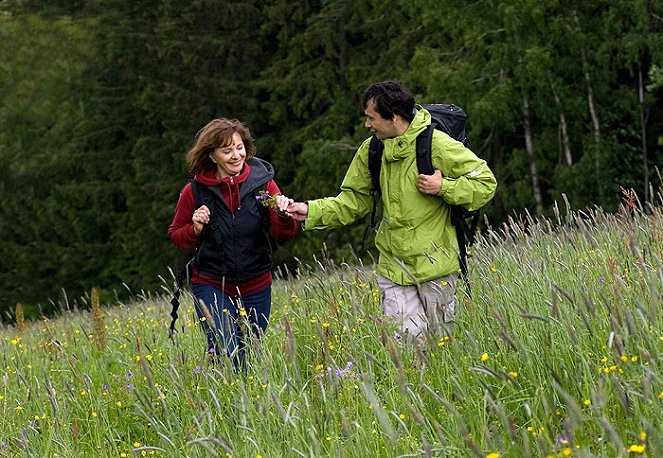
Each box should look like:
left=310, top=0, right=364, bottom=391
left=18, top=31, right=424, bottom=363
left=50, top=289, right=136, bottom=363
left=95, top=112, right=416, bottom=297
left=210, top=132, right=246, bottom=178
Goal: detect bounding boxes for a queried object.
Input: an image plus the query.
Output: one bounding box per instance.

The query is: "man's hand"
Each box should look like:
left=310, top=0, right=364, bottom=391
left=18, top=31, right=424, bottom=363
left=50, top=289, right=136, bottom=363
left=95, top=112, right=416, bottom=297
left=286, top=201, right=309, bottom=222
left=418, top=169, right=443, bottom=195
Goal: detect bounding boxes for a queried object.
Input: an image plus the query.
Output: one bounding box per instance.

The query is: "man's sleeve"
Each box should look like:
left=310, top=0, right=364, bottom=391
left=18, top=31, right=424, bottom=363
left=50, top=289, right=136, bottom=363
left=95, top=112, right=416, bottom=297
left=305, top=141, right=375, bottom=230
left=432, top=132, right=497, bottom=211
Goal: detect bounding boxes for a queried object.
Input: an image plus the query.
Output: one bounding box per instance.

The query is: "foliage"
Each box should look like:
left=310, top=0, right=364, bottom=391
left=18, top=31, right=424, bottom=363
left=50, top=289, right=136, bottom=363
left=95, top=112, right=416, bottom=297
left=2, top=203, right=663, bottom=456
left=0, top=0, right=662, bottom=314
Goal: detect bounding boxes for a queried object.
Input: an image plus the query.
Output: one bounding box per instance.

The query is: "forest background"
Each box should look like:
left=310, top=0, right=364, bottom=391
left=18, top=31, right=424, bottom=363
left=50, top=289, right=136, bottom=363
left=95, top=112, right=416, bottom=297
left=1, top=0, right=662, bottom=319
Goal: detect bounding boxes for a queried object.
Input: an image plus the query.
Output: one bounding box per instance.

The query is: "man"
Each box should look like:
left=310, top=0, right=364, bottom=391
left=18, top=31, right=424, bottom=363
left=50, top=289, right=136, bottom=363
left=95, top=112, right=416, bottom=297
left=287, top=80, right=497, bottom=341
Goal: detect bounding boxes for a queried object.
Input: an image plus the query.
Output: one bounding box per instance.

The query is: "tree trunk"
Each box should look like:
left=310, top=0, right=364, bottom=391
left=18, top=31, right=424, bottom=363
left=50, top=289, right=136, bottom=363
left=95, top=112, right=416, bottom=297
left=551, top=80, right=572, bottom=165
left=580, top=46, right=603, bottom=201
left=523, top=94, right=544, bottom=213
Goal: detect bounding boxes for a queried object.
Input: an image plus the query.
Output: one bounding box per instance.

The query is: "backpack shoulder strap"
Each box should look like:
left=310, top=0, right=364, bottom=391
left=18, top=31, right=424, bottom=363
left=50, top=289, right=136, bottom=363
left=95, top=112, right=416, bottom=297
left=367, top=136, right=383, bottom=194
left=415, top=124, right=435, bottom=176
left=360, top=136, right=384, bottom=255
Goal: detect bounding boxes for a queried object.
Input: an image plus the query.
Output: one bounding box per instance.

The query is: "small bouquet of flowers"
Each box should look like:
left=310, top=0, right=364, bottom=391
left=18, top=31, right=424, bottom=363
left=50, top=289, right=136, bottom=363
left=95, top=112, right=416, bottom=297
left=256, top=190, right=281, bottom=209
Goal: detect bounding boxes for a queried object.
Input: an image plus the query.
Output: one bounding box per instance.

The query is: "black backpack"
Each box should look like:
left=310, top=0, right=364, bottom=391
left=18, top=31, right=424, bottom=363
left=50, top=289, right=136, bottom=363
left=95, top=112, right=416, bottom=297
left=366, top=103, right=480, bottom=295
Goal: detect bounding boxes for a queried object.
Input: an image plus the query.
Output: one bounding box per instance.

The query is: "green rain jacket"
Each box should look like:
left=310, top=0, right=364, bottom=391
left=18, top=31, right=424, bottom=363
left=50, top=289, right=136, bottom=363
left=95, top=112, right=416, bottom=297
left=304, top=105, right=497, bottom=285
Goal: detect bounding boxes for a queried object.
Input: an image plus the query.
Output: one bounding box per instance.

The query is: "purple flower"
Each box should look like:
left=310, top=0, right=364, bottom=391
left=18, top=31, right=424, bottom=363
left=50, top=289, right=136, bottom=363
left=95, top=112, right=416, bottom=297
left=557, top=434, right=571, bottom=446
left=334, top=362, right=356, bottom=378
left=599, top=277, right=605, bottom=283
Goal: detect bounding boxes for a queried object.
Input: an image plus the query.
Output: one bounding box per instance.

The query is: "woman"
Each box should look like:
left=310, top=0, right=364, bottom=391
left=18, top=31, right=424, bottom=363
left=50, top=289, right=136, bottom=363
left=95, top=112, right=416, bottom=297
left=168, top=118, right=297, bottom=370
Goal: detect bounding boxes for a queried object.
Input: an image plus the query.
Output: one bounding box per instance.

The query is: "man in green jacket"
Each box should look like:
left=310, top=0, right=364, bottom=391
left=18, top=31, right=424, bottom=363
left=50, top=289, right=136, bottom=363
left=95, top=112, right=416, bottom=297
left=287, top=80, right=497, bottom=341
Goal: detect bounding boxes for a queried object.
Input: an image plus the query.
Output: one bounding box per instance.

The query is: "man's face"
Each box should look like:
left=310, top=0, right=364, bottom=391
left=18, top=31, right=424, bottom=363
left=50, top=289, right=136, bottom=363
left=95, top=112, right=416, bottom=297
left=364, top=99, right=398, bottom=140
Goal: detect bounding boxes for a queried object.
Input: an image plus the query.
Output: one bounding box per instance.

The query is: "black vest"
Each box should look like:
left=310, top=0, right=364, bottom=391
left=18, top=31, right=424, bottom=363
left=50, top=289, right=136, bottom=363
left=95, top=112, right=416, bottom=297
left=192, top=158, right=276, bottom=282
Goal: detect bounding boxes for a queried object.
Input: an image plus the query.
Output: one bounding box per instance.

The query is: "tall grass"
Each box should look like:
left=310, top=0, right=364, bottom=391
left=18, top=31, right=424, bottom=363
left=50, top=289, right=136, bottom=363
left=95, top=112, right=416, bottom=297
left=2, top=199, right=663, bottom=457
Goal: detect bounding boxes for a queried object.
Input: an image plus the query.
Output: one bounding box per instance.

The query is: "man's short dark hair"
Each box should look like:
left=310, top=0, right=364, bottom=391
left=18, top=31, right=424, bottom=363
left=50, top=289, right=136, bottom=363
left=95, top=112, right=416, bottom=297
left=361, top=80, right=415, bottom=122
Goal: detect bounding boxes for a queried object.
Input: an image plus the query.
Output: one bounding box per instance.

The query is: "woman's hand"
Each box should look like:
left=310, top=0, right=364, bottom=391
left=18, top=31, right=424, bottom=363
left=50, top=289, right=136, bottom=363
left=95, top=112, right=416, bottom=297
left=274, top=194, right=295, bottom=217
left=192, top=205, right=210, bottom=235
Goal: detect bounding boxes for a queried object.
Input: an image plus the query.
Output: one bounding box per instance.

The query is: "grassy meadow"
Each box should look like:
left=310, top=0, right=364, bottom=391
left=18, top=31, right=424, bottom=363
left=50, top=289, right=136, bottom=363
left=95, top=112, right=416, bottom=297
left=2, top=199, right=663, bottom=457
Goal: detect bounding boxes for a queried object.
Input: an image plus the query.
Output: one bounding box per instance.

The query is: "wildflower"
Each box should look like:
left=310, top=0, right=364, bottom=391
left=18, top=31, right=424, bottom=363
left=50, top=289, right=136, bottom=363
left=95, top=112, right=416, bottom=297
left=628, top=444, right=646, bottom=454
left=583, top=399, right=591, bottom=406
left=557, top=435, right=571, bottom=446
left=256, top=190, right=281, bottom=208
left=507, top=371, right=518, bottom=378
left=598, top=277, right=604, bottom=283
left=486, top=453, right=500, bottom=458
left=640, top=432, right=647, bottom=441
left=133, top=442, right=141, bottom=448
left=561, top=447, right=572, bottom=457
left=631, top=356, right=638, bottom=362
left=481, top=352, right=489, bottom=362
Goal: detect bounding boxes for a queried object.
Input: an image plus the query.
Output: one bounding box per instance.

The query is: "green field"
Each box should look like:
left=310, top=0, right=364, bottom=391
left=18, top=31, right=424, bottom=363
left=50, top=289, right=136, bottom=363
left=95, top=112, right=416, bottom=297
left=2, top=203, right=662, bottom=457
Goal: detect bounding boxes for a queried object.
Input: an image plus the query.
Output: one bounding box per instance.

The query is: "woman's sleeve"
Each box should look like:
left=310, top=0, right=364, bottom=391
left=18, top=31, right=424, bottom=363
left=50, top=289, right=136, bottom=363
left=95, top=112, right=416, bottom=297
left=167, top=182, right=200, bottom=249
left=265, top=180, right=298, bottom=242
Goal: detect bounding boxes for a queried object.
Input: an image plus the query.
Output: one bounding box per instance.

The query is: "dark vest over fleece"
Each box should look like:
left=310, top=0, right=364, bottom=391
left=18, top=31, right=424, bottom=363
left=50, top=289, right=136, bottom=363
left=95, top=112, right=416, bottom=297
left=193, top=158, right=275, bottom=282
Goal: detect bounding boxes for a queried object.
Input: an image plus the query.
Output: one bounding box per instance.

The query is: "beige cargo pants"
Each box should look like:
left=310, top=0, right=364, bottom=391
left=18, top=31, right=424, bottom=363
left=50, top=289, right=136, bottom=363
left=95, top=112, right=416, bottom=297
left=378, top=273, right=458, bottom=339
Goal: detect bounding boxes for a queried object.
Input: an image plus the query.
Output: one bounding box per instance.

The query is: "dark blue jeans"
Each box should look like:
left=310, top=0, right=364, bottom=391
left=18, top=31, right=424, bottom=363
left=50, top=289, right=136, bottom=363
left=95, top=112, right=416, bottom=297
left=191, top=282, right=271, bottom=370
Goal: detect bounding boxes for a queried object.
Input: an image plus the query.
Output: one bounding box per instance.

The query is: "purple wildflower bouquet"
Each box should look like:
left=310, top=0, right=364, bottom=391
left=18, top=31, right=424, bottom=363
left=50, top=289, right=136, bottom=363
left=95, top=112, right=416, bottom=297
left=256, top=190, right=281, bottom=209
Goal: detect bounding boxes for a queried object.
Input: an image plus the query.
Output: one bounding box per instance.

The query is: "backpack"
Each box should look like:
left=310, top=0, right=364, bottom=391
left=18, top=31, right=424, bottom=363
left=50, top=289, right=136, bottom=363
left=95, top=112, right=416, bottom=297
left=168, top=179, right=275, bottom=336
left=366, top=103, right=480, bottom=295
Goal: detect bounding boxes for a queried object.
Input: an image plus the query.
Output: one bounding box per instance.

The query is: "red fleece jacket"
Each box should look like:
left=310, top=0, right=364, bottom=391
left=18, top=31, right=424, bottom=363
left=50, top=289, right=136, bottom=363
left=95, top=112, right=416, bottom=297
left=168, top=163, right=298, bottom=296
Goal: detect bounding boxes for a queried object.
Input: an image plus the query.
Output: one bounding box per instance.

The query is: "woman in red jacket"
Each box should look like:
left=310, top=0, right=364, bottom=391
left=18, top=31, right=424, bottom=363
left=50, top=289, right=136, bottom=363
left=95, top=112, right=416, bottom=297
left=168, top=118, right=297, bottom=370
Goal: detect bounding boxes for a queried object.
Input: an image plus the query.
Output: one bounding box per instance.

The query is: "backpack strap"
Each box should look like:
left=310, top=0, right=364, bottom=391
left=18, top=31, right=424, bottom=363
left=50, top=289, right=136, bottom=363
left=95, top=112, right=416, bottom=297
left=368, top=137, right=383, bottom=228
left=169, top=257, right=193, bottom=336
left=169, top=178, right=204, bottom=337
left=360, top=136, right=384, bottom=255
left=367, top=136, right=383, bottom=193
left=415, top=124, right=436, bottom=176
left=420, top=123, right=478, bottom=297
